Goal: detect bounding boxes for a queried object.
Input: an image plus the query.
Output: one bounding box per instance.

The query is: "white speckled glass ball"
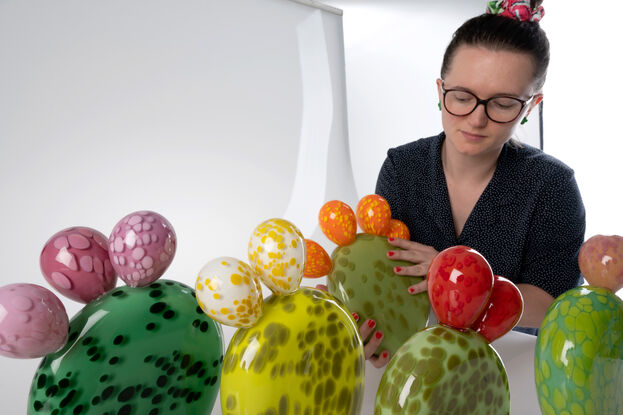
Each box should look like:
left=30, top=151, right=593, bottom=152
left=108, top=211, right=176, bottom=287
left=248, top=218, right=306, bottom=295
left=0, top=283, right=69, bottom=358
left=40, top=226, right=117, bottom=303
left=195, top=257, right=263, bottom=328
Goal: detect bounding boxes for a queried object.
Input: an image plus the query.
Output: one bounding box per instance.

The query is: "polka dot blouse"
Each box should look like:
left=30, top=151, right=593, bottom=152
left=375, top=132, right=586, bottom=301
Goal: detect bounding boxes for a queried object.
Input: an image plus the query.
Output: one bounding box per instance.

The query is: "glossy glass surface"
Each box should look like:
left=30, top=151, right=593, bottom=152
left=318, top=200, right=357, bottom=247
left=427, top=246, right=494, bottom=329
left=355, top=194, right=391, bottom=236
left=195, top=257, right=263, bottom=328
left=28, top=280, right=222, bottom=415
left=0, top=284, right=68, bottom=359
left=376, top=324, right=510, bottom=414
left=327, top=234, right=430, bottom=356
left=384, top=219, right=410, bottom=240
left=109, top=211, right=177, bottom=288
left=40, top=227, right=117, bottom=303
left=247, top=218, right=305, bottom=295
left=471, top=275, right=523, bottom=343
left=578, top=234, right=623, bottom=293
left=535, top=286, right=623, bottom=415
left=220, top=288, right=364, bottom=415
left=303, top=239, right=332, bottom=278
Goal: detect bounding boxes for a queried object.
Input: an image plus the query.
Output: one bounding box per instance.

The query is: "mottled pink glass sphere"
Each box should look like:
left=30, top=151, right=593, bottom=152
left=0, top=283, right=69, bottom=358
left=109, top=211, right=176, bottom=287
left=40, top=227, right=117, bottom=303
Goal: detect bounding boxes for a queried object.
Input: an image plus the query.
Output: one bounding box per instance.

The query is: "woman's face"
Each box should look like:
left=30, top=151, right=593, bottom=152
left=437, top=45, right=542, bottom=158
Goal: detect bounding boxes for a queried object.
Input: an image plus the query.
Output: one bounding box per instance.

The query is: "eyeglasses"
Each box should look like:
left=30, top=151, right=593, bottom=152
left=441, top=81, right=533, bottom=124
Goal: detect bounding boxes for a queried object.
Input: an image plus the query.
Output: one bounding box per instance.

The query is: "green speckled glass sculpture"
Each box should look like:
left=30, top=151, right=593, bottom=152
left=375, top=325, right=510, bottom=414
left=220, top=288, right=365, bottom=415
left=535, top=286, right=623, bottom=415
left=327, top=234, right=430, bottom=355
left=28, top=280, right=223, bottom=415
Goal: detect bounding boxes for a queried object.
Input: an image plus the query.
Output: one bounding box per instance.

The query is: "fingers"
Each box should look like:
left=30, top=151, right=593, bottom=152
left=359, top=318, right=377, bottom=341
left=363, top=328, right=384, bottom=360
left=387, top=237, right=432, bottom=254
left=407, top=279, right=428, bottom=295
left=358, top=319, right=386, bottom=360
left=355, top=317, right=391, bottom=367
left=386, top=238, right=438, bottom=266
left=369, top=350, right=391, bottom=368
left=387, top=236, right=418, bottom=248
left=388, top=249, right=426, bottom=264
left=393, top=264, right=428, bottom=276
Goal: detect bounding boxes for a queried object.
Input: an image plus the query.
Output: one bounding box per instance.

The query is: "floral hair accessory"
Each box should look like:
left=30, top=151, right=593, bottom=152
left=486, top=0, right=545, bottom=23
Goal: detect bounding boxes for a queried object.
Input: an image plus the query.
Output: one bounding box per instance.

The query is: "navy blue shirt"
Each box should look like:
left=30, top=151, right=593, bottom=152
left=376, top=133, right=585, bottom=308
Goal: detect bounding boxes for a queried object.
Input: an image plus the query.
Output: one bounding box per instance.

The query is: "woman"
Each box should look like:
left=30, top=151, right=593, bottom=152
left=362, top=0, right=585, bottom=368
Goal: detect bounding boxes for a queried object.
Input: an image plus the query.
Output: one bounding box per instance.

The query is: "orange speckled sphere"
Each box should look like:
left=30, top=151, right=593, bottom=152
left=384, top=219, right=410, bottom=240
left=318, top=200, right=357, bottom=246
left=303, top=239, right=333, bottom=278
left=356, top=195, right=392, bottom=236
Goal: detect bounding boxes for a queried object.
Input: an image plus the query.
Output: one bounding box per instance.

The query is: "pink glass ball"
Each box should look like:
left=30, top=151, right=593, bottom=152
left=0, top=283, right=69, bottom=359
left=40, top=227, right=117, bottom=303
left=109, top=210, right=176, bottom=287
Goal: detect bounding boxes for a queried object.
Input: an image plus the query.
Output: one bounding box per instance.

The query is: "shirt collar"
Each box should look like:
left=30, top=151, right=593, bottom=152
left=425, top=132, right=519, bottom=242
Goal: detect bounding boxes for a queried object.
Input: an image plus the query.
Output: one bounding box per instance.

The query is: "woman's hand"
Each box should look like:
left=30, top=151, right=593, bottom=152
left=353, top=313, right=390, bottom=368
left=315, top=284, right=390, bottom=368
left=386, top=237, right=438, bottom=295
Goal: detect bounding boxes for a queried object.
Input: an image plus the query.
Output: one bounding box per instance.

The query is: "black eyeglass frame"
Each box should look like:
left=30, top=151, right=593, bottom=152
left=440, top=81, right=533, bottom=124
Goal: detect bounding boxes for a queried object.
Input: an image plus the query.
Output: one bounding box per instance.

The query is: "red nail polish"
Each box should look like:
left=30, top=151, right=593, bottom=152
left=395, top=267, right=402, bottom=273
left=408, top=287, right=415, bottom=294
left=368, top=320, right=376, bottom=328
left=375, top=331, right=384, bottom=339
left=382, top=351, right=389, bottom=359
left=388, top=237, right=395, bottom=242
left=388, top=251, right=395, bottom=257
left=352, top=312, right=359, bottom=321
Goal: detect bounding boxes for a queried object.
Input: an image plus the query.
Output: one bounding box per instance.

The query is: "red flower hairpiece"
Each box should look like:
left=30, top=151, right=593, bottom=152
left=486, top=0, right=545, bottom=23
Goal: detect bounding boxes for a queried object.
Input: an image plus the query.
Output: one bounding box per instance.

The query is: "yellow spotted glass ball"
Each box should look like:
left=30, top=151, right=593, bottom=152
left=248, top=218, right=306, bottom=295
left=195, top=257, right=263, bottom=328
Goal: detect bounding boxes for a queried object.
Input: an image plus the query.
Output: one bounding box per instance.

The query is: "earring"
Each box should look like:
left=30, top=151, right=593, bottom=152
left=438, top=102, right=442, bottom=111
left=521, top=117, right=528, bottom=125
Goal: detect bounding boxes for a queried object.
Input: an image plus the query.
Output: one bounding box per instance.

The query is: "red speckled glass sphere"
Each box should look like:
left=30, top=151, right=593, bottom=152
left=427, top=245, right=494, bottom=329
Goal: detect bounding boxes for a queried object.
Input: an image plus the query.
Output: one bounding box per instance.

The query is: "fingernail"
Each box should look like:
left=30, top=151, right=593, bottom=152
left=382, top=351, right=389, bottom=359
left=408, top=287, right=415, bottom=294
left=352, top=312, right=359, bottom=321
left=395, top=267, right=402, bottom=273
left=388, top=251, right=395, bottom=257
left=388, top=237, right=395, bottom=242
left=368, top=320, right=376, bottom=329
left=375, top=331, right=384, bottom=339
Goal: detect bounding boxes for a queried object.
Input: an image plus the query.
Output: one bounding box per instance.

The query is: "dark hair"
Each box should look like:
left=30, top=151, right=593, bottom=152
left=441, top=2, right=550, bottom=91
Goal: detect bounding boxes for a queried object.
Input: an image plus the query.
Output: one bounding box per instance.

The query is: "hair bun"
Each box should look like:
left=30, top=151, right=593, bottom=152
left=486, top=0, right=545, bottom=23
